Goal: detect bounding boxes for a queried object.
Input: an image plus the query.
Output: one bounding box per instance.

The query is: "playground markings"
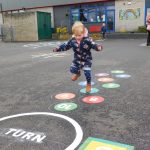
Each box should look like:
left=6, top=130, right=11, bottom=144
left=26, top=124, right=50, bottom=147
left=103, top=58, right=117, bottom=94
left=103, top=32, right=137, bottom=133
left=78, top=81, right=95, bottom=86
left=55, top=93, right=75, bottom=100
left=115, top=74, right=131, bottom=78
left=0, top=112, right=83, bottom=150
left=98, top=77, right=114, bottom=83
left=95, top=73, right=110, bottom=77
left=23, top=41, right=65, bottom=49
left=82, top=96, right=104, bottom=104
left=80, top=88, right=99, bottom=94
left=54, top=103, right=78, bottom=111
left=102, top=83, right=120, bottom=89
left=139, top=43, right=147, bottom=47
left=111, top=70, right=125, bottom=74
left=78, top=137, right=135, bottom=150
left=31, top=52, right=70, bottom=59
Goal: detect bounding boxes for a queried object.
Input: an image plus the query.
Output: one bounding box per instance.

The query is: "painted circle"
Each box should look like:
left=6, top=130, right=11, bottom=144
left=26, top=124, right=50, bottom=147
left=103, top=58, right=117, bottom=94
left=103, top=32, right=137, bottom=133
left=54, top=103, right=77, bottom=111
left=55, top=93, right=75, bottom=100
left=111, top=70, right=125, bottom=74
left=98, top=77, right=114, bottom=82
left=115, top=74, right=131, bottom=78
left=102, top=83, right=120, bottom=88
left=78, top=81, right=95, bottom=86
left=80, top=88, right=99, bottom=94
left=82, top=96, right=104, bottom=104
left=0, top=112, right=83, bottom=150
left=95, top=73, right=109, bottom=77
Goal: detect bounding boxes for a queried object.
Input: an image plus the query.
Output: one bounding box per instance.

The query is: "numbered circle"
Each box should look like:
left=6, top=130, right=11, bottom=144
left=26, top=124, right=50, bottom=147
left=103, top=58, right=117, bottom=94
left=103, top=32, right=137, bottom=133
left=115, top=74, right=131, bottom=78
left=102, top=83, right=120, bottom=89
left=78, top=81, right=95, bottom=86
left=80, top=88, right=99, bottom=94
left=98, top=77, right=114, bottom=82
left=82, top=96, right=104, bottom=104
left=111, top=70, right=125, bottom=74
left=54, top=103, right=77, bottom=111
left=55, top=93, right=75, bottom=100
left=95, top=73, right=109, bottom=77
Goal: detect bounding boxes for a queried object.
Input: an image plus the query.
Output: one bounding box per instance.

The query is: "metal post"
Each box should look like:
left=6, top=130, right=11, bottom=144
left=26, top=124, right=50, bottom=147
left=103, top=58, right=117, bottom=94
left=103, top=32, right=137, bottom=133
left=0, top=3, right=4, bottom=40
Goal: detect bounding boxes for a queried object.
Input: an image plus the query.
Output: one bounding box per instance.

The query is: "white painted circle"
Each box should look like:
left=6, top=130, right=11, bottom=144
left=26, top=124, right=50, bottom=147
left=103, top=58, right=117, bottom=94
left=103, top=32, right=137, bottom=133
left=0, top=112, right=83, bottom=150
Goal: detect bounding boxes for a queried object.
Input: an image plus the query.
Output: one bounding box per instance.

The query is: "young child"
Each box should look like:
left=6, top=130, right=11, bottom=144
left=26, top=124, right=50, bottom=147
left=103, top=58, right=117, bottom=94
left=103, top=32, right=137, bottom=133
left=53, top=21, right=103, bottom=92
left=101, top=23, right=106, bottom=39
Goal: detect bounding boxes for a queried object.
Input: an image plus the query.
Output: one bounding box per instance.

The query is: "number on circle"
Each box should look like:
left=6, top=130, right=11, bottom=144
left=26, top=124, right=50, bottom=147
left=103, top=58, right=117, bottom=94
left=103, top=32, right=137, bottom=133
left=58, top=104, right=72, bottom=110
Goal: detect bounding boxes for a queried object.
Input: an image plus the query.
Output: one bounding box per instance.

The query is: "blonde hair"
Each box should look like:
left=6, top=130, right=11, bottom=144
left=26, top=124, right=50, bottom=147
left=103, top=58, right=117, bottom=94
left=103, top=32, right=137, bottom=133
left=72, top=21, right=85, bottom=35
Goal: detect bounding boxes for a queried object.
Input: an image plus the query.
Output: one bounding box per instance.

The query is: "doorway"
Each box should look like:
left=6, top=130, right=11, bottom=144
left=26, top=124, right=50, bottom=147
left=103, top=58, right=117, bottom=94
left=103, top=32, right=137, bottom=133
left=37, top=12, right=52, bottom=40
left=106, top=10, right=115, bottom=32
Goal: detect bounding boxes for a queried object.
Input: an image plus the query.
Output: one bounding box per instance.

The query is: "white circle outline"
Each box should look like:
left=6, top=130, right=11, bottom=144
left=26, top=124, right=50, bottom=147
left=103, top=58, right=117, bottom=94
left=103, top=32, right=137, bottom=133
left=0, top=112, right=83, bottom=150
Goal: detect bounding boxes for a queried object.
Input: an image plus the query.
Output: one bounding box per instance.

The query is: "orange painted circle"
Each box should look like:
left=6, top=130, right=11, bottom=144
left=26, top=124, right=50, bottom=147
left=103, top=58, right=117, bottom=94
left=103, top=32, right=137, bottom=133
left=98, top=77, right=114, bottom=82
left=55, top=93, right=75, bottom=100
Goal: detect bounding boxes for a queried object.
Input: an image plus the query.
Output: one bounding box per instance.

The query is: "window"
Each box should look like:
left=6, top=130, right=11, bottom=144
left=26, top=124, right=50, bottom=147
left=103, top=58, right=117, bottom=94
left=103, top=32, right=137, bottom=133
left=70, top=3, right=114, bottom=24
left=79, top=7, right=88, bottom=22
left=88, top=8, right=97, bottom=22
left=71, top=9, right=79, bottom=22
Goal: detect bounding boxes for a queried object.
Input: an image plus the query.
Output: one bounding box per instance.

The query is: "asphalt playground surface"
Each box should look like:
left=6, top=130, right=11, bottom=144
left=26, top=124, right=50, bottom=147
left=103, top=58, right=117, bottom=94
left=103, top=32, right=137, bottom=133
left=0, top=39, right=149, bottom=150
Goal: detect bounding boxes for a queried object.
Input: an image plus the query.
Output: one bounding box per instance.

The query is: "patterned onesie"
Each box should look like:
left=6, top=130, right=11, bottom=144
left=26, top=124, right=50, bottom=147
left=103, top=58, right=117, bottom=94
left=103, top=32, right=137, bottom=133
left=56, top=37, right=101, bottom=84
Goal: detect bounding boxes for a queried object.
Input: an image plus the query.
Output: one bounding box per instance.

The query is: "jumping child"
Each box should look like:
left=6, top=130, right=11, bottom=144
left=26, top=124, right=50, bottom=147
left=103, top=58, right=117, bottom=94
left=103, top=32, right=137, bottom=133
left=53, top=21, right=103, bottom=92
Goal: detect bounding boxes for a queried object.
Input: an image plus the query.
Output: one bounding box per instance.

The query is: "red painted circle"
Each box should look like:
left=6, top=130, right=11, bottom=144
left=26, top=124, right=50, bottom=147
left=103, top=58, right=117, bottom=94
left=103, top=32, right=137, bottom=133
left=98, top=77, right=114, bottom=82
left=82, top=96, right=104, bottom=104
left=55, top=93, right=75, bottom=100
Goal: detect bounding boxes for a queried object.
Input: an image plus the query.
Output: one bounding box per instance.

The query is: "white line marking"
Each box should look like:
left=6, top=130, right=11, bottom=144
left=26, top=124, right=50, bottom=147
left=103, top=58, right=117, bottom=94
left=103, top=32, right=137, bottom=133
left=0, top=112, right=83, bottom=150
left=140, top=43, right=146, bottom=46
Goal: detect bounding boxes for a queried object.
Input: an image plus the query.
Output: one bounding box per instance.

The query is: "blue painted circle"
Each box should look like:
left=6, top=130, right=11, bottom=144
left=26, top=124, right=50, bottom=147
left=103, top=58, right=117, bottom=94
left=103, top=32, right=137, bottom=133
left=115, top=74, right=131, bottom=78
left=80, top=88, right=99, bottom=94
left=78, top=81, right=95, bottom=86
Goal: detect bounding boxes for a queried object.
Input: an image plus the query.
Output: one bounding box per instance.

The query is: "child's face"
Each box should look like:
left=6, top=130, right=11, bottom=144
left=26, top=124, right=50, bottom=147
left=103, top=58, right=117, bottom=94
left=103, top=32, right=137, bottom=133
left=74, top=33, right=84, bottom=41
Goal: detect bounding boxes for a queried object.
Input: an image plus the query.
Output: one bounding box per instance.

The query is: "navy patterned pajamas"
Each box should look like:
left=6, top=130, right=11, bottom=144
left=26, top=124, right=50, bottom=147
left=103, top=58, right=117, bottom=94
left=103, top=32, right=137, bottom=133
left=56, top=37, right=100, bottom=84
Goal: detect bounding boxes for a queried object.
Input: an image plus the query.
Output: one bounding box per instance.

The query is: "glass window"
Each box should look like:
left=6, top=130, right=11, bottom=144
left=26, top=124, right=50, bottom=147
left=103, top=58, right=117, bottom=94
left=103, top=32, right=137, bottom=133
left=79, top=8, right=88, bottom=22
left=88, top=8, right=97, bottom=22
left=70, top=3, right=114, bottom=24
left=71, top=9, right=79, bottom=23
left=97, top=7, right=105, bottom=22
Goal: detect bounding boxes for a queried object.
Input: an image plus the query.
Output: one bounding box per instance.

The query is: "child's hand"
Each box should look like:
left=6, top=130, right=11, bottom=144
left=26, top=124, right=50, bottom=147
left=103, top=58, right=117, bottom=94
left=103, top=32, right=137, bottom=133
left=96, top=45, right=103, bottom=51
left=53, top=48, right=59, bottom=52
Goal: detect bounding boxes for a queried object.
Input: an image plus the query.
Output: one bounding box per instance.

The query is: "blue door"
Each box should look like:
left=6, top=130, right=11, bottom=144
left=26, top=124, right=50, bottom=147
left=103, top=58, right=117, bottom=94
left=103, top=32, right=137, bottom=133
left=106, top=10, right=115, bottom=32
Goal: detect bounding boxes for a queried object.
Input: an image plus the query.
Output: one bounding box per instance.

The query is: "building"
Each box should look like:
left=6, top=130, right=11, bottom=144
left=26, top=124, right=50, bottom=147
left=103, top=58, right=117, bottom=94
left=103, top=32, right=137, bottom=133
left=0, top=0, right=149, bottom=41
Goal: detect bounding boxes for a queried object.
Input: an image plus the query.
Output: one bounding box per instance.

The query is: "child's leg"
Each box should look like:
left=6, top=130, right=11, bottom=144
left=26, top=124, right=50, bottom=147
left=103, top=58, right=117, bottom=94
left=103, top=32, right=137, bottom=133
left=70, top=64, right=81, bottom=81
left=83, top=66, right=92, bottom=92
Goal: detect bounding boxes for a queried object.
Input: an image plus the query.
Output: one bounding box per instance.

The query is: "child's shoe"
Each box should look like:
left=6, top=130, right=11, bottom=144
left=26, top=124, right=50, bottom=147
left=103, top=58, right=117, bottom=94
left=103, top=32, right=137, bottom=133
left=71, top=73, right=81, bottom=81
left=86, top=84, right=91, bottom=93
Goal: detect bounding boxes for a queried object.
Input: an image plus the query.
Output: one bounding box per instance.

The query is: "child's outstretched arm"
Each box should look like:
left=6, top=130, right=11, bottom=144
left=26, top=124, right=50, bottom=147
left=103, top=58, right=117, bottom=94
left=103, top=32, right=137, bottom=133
left=53, top=40, right=72, bottom=52
left=88, top=38, right=103, bottom=51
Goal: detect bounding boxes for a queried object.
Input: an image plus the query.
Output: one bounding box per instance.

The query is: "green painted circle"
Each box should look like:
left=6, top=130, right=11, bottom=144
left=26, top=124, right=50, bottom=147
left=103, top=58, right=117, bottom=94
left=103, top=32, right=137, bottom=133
left=54, top=103, right=77, bottom=112
left=102, top=83, right=120, bottom=88
left=111, top=70, right=125, bottom=74
left=80, top=88, right=99, bottom=94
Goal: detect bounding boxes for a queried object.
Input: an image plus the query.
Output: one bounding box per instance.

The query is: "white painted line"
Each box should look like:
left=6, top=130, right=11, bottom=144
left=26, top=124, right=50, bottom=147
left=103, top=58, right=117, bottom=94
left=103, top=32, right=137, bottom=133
left=0, top=112, right=83, bottom=150
left=140, top=43, right=146, bottom=46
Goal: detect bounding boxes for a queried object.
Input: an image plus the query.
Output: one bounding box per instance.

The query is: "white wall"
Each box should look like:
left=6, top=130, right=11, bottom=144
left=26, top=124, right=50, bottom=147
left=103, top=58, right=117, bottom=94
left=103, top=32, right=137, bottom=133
left=115, top=0, right=145, bottom=32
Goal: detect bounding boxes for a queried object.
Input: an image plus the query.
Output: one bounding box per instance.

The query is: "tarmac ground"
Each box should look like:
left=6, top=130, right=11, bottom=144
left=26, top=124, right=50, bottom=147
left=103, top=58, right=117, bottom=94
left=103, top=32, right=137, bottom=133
left=0, top=39, right=149, bottom=150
